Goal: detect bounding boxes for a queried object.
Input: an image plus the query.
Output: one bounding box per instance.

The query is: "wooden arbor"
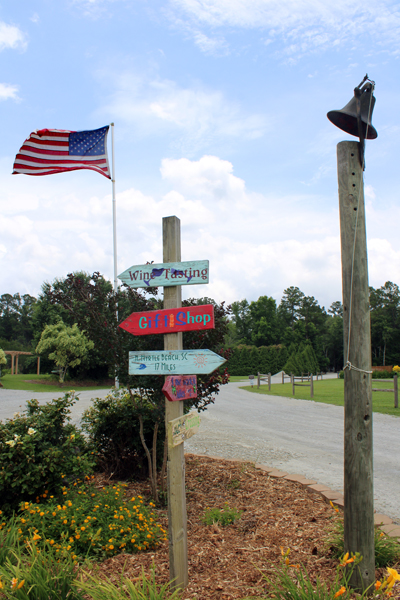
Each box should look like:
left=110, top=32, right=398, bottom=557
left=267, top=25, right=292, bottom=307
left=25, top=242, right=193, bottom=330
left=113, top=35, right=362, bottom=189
left=4, top=351, right=40, bottom=375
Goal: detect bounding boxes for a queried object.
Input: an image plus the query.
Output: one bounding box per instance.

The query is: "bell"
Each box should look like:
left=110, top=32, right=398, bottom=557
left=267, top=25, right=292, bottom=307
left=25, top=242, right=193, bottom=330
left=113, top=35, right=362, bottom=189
left=327, top=82, right=377, bottom=139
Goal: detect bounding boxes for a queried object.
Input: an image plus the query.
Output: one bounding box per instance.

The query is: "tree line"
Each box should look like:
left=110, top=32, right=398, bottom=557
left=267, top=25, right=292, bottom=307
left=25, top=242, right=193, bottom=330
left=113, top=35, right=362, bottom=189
left=224, top=282, right=400, bottom=374
left=1, top=277, right=400, bottom=377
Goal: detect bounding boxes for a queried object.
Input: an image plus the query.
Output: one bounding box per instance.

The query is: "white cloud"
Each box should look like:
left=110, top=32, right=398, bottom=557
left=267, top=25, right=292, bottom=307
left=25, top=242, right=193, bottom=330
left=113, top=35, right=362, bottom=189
left=2, top=154, right=398, bottom=308
left=0, top=83, right=19, bottom=102
left=168, top=0, right=400, bottom=57
left=0, top=22, right=27, bottom=52
left=99, top=73, right=267, bottom=151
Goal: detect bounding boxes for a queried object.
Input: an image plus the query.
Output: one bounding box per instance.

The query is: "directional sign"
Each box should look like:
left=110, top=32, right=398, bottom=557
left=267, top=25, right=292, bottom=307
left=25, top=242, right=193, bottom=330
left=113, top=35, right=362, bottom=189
left=162, top=375, right=197, bottom=402
left=129, top=349, right=226, bottom=375
left=119, top=305, right=214, bottom=336
left=167, top=411, right=201, bottom=448
left=118, top=260, right=209, bottom=289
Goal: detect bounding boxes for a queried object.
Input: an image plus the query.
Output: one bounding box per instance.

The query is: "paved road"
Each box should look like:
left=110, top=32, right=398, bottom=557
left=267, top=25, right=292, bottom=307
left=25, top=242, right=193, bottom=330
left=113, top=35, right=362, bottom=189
left=1, top=377, right=399, bottom=523
left=185, top=378, right=400, bottom=524
left=0, top=388, right=111, bottom=425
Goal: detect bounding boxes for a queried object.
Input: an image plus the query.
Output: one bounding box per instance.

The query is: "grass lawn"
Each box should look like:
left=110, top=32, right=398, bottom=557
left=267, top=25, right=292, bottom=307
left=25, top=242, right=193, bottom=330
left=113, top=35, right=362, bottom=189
left=228, top=375, right=251, bottom=382
left=0, top=373, right=113, bottom=393
left=240, top=378, right=400, bottom=417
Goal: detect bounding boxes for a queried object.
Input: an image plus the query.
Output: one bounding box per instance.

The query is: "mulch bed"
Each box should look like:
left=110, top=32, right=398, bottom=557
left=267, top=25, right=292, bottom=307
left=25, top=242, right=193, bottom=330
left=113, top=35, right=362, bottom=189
left=86, top=454, right=383, bottom=600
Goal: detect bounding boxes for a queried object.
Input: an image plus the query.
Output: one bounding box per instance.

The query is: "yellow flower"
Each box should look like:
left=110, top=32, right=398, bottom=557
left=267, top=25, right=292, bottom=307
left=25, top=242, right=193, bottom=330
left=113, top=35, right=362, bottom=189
left=334, top=586, right=346, bottom=598
left=386, top=568, right=400, bottom=590
left=10, top=578, right=18, bottom=589
left=375, top=581, right=382, bottom=590
left=32, top=533, right=41, bottom=541
left=0, top=580, right=3, bottom=590
left=339, top=552, right=354, bottom=567
left=329, top=500, right=339, bottom=513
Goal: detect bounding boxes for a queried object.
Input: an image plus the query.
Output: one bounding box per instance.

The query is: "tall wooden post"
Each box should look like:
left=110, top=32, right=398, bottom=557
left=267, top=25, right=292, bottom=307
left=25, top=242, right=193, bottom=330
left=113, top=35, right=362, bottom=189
left=163, top=216, right=188, bottom=589
left=337, top=141, right=374, bottom=591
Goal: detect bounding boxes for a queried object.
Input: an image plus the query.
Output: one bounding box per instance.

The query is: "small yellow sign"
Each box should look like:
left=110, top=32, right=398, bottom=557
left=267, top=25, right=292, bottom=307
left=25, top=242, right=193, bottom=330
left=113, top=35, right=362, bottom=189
left=167, top=411, right=201, bottom=448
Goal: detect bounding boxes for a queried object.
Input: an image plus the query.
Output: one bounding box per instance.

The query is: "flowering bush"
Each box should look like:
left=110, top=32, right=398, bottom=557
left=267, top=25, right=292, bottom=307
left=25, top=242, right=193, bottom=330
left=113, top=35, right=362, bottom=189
left=81, top=389, right=165, bottom=480
left=0, top=393, right=95, bottom=514
left=3, top=479, right=166, bottom=561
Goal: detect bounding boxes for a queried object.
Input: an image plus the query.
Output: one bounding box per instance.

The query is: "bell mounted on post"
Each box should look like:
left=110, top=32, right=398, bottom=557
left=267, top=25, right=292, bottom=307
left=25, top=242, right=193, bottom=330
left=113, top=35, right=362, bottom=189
left=327, top=75, right=377, bottom=169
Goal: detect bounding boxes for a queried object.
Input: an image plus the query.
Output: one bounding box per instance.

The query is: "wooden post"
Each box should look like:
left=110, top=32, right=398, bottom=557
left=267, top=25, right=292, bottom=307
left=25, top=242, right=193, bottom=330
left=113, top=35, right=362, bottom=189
left=310, top=374, right=314, bottom=398
left=11, top=354, right=14, bottom=375
left=394, top=374, right=398, bottom=409
left=291, top=374, right=294, bottom=396
left=268, top=372, right=271, bottom=391
left=282, top=371, right=284, bottom=384
left=257, top=372, right=260, bottom=389
left=37, top=356, right=40, bottom=376
left=337, top=141, right=375, bottom=591
left=163, top=216, right=188, bottom=590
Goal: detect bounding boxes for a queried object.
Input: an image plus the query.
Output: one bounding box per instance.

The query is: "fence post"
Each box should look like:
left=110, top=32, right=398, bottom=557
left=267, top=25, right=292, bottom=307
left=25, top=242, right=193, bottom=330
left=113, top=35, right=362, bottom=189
left=257, top=372, right=260, bottom=389
left=282, top=371, right=284, bottom=384
left=310, top=374, right=314, bottom=398
left=268, top=372, right=271, bottom=391
left=291, top=373, right=294, bottom=396
left=394, top=375, right=398, bottom=409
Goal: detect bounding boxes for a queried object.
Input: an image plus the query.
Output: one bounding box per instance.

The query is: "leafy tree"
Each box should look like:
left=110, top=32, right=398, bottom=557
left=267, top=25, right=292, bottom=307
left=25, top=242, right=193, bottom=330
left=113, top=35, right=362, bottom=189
left=249, top=296, right=279, bottom=347
left=370, top=282, right=400, bottom=366
left=0, top=293, right=37, bottom=344
left=230, top=300, right=252, bottom=344
left=278, top=286, right=305, bottom=329
left=329, top=301, right=343, bottom=317
left=36, top=321, right=94, bottom=383
left=0, top=348, right=6, bottom=381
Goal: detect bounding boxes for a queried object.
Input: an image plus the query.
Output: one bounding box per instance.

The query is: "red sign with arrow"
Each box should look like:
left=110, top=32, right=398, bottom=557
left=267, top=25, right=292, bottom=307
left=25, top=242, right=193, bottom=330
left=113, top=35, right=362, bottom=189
left=162, top=375, right=197, bottom=402
left=119, top=304, right=214, bottom=336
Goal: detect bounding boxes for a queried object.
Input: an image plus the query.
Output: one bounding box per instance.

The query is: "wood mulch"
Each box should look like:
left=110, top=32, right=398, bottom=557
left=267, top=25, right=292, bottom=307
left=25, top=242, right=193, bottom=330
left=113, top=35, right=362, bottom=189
left=85, top=454, right=400, bottom=599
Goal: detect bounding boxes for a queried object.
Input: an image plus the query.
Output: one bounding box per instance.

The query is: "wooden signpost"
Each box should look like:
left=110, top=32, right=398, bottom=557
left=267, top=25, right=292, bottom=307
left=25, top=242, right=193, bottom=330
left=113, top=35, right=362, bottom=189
left=129, top=349, right=226, bottom=375
left=119, top=305, right=214, bottom=336
left=167, top=411, right=201, bottom=448
left=162, top=375, right=197, bottom=402
left=119, top=216, right=223, bottom=590
left=118, top=260, right=209, bottom=288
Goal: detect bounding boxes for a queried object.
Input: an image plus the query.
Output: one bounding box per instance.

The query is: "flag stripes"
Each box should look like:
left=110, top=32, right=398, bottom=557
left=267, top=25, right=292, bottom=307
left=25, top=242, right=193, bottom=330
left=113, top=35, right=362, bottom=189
left=12, top=126, right=111, bottom=178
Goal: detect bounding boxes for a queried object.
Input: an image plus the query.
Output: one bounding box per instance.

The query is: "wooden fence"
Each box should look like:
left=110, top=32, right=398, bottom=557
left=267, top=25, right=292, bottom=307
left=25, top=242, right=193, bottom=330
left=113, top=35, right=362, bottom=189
left=291, top=373, right=314, bottom=398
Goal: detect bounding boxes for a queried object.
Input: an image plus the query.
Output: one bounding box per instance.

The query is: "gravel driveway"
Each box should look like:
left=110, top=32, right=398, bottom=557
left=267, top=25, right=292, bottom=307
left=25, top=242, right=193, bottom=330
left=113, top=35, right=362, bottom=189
left=1, top=376, right=399, bottom=523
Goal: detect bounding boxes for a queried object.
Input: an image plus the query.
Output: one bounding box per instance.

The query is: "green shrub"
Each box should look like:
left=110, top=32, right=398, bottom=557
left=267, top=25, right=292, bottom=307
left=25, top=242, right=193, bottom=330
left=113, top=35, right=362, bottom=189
left=202, top=504, right=242, bottom=526
left=339, top=370, right=344, bottom=379
left=12, top=479, right=166, bottom=561
left=261, top=548, right=362, bottom=600
left=0, top=536, right=85, bottom=600
left=81, top=389, right=165, bottom=480
left=78, top=568, right=182, bottom=600
left=0, top=393, right=95, bottom=514
left=327, top=518, right=400, bottom=568
left=372, top=370, right=394, bottom=379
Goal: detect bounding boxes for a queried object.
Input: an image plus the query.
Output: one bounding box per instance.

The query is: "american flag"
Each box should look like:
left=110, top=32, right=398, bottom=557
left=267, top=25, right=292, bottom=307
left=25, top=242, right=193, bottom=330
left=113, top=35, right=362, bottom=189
left=12, top=126, right=111, bottom=178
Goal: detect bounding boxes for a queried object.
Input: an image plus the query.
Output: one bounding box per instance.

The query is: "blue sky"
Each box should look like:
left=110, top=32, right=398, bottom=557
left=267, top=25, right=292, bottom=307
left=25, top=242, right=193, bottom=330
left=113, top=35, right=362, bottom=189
left=1, top=0, right=400, bottom=310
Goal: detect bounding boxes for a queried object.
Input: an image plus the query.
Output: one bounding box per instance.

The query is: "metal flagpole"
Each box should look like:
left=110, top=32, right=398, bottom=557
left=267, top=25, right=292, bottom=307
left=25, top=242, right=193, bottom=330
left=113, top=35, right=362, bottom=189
left=111, top=123, right=119, bottom=389
left=111, top=123, right=117, bottom=292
